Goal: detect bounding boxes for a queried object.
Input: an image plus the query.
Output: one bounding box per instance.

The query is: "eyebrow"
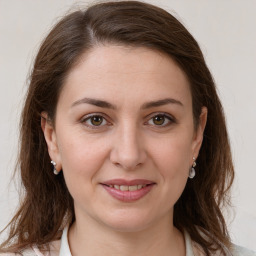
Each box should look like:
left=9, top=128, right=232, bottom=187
left=71, top=97, right=183, bottom=109
left=141, top=98, right=183, bottom=109
left=72, top=98, right=116, bottom=109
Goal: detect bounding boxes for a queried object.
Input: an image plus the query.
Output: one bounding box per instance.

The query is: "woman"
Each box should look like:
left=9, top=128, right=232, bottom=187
left=0, top=1, right=255, bottom=255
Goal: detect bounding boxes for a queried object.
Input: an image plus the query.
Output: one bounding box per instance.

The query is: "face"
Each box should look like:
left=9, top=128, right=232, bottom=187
left=42, top=45, right=207, bottom=232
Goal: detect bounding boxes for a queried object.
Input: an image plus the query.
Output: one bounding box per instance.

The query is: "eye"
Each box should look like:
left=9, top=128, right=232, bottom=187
left=147, top=113, right=174, bottom=127
left=81, top=114, right=108, bottom=128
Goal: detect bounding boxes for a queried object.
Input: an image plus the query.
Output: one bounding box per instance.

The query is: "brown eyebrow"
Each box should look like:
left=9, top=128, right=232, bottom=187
left=71, top=98, right=117, bottom=109
left=71, top=97, right=183, bottom=109
left=140, top=98, right=183, bottom=109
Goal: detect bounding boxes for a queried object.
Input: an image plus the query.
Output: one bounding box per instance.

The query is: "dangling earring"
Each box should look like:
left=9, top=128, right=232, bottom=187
left=189, top=157, right=196, bottom=179
left=51, top=160, right=59, bottom=175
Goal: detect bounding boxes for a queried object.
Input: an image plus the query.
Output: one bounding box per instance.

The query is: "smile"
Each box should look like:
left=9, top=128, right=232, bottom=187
left=106, top=184, right=147, bottom=191
left=101, top=179, right=156, bottom=202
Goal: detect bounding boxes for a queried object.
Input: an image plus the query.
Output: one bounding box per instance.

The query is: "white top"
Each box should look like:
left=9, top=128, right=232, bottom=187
left=1, top=226, right=255, bottom=255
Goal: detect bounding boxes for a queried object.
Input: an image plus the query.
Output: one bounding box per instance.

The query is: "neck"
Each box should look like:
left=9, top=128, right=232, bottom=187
left=68, top=213, right=185, bottom=256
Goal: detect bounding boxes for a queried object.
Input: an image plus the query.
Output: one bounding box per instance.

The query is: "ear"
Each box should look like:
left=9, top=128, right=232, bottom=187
left=191, top=107, right=208, bottom=161
left=41, top=112, right=62, bottom=171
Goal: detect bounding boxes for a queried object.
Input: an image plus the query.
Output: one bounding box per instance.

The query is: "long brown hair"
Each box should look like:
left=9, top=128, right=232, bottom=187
left=0, top=1, right=234, bottom=255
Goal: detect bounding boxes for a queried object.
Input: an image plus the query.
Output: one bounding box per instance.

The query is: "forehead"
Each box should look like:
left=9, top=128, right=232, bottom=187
left=59, top=45, right=192, bottom=109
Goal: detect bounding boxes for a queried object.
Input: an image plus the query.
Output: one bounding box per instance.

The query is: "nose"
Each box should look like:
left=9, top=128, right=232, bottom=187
left=110, top=123, right=147, bottom=171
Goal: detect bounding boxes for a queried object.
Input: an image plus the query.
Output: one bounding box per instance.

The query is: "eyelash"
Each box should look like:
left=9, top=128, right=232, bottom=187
left=80, top=112, right=176, bottom=129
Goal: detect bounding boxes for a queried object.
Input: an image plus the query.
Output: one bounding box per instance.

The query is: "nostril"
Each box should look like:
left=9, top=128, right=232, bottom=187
left=114, top=162, right=121, bottom=167
left=116, top=162, right=142, bottom=171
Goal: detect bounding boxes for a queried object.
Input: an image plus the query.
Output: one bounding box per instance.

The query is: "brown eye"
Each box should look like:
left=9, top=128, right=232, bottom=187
left=153, top=115, right=165, bottom=125
left=90, top=116, right=103, bottom=126
left=82, top=114, right=107, bottom=128
left=147, top=113, right=174, bottom=127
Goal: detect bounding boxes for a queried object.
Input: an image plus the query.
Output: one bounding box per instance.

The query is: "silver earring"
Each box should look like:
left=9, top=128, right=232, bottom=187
left=189, top=157, right=196, bottom=179
left=51, top=160, right=59, bottom=175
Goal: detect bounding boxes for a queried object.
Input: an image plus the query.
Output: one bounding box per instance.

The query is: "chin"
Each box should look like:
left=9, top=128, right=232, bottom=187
left=97, top=209, right=156, bottom=233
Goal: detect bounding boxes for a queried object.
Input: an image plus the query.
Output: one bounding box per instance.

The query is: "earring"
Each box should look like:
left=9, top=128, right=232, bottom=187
left=51, top=160, right=59, bottom=175
left=189, top=157, right=196, bottom=179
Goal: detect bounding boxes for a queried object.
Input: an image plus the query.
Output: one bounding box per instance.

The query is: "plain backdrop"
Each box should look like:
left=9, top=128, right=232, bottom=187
left=0, top=0, right=256, bottom=250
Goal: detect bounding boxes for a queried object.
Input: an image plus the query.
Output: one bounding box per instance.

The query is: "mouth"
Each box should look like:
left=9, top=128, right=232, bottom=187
left=100, top=179, right=156, bottom=202
left=103, top=184, right=150, bottom=191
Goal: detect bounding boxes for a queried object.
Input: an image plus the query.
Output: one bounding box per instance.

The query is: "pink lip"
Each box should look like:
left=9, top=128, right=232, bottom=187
left=100, top=179, right=156, bottom=202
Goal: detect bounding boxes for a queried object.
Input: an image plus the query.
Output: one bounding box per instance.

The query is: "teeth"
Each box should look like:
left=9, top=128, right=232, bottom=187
left=120, top=185, right=128, bottom=191
left=109, top=184, right=148, bottom=191
left=129, top=185, right=138, bottom=191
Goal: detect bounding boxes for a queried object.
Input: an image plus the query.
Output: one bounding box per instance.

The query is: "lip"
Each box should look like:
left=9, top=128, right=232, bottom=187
left=100, top=179, right=156, bottom=202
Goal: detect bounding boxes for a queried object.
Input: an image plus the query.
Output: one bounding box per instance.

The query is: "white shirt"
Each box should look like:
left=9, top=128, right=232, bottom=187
left=1, top=226, right=255, bottom=255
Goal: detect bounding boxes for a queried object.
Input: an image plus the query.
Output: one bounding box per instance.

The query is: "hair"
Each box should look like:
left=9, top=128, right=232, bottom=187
left=0, top=1, right=234, bottom=255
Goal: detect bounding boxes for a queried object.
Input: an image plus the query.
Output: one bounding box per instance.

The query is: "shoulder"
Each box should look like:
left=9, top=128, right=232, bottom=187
left=231, top=244, right=256, bottom=256
left=191, top=242, right=256, bottom=256
left=0, top=247, right=41, bottom=256
left=186, top=227, right=256, bottom=256
left=0, top=250, right=35, bottom=256
left=0, top=239, right=61, bottom=256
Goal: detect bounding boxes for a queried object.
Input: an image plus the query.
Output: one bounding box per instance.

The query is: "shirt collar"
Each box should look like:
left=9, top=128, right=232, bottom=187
left=59, top=225, right=195, bottom=256
left=59, top=226, right=72, bottom=256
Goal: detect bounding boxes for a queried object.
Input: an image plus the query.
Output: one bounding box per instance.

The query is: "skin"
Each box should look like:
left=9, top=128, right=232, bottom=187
left=42, top=45, right=207, bottom=256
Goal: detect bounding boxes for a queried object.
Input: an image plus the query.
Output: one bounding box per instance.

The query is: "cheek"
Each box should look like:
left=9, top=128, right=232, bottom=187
left=151, top=133, right=193, bottom=177
left=153, top=137, right=192, bottom=204
left=57, top=132, right=109, bottom=188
